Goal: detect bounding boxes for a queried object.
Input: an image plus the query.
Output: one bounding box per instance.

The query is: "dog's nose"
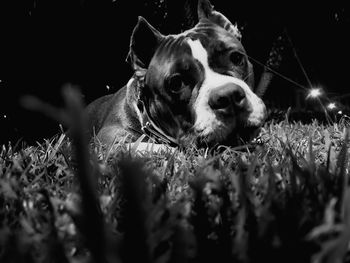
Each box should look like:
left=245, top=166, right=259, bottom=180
left=208, top=83, right=246, bottom=112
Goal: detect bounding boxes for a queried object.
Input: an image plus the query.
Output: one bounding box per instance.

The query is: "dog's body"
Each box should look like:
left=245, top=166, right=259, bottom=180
left=85, top=0, right=266, bottom=148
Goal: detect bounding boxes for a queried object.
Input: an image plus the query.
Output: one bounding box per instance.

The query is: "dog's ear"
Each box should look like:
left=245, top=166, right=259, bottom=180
left=197, top=0, right=242, bottom=40
left=126, top=16, right=164, bottom=71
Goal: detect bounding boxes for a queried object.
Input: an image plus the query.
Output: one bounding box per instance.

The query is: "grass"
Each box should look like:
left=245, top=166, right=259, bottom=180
left=1, top=87, right=350, bottom=263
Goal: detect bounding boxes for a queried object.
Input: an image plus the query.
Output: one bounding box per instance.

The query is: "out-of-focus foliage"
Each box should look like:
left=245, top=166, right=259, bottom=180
left=1, top=86, right=350, bottom=263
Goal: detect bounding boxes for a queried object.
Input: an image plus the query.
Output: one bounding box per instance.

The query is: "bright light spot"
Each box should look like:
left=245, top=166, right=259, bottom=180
left=3, top=115, right=6, bottom=119
left=327, top=102, right=336, bottom=110
left=307, top=88, right=322, bottom=99
left=335, top=13, right=339, bottom=21
left=106, top=85, right=110, bottom=90
left=338, top=111, right=343, bottom=115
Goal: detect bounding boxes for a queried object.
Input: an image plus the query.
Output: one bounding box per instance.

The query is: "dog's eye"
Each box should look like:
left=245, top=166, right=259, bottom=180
left=230, top=51, right=245, bottom=66
left=167, top=74, right=184, bottom=93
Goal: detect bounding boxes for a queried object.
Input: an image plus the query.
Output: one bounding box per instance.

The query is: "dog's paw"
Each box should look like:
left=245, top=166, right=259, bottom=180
left=128, top=142, right=176, bottom=155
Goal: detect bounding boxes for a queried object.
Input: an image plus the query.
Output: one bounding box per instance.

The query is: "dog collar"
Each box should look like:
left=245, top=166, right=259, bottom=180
left=128, top=74, right=179, bottom=147
left=134, top=100, right=179, bottom=147
left=128, top=75, right=179, bottom=147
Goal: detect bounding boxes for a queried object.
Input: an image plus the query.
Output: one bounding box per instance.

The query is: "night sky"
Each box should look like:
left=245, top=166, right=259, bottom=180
left=0, top=0, right=349, bottom=145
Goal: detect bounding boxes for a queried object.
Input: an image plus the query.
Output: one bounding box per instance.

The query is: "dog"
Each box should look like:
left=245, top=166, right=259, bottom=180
left=85, top=0, right=266, bottom=150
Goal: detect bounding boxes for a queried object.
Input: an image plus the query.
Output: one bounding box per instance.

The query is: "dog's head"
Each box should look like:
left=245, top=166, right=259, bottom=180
left=127, top=0, right=266, bottom=147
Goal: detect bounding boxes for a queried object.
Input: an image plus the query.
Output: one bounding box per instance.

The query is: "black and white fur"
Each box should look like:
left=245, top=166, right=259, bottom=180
left=85, top=0, right=266, bottom=149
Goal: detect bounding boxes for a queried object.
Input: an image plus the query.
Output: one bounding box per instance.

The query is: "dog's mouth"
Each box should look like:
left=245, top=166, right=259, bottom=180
left=178, top=124, right=262, bottom=149
left=232, top=126, right=263, bottom=149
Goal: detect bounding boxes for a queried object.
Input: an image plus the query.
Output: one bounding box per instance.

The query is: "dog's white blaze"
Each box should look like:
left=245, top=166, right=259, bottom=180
left=187, top=39, right=266, bottom=136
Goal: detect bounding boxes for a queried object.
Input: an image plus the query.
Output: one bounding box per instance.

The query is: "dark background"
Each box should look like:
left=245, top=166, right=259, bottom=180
left=0, top=0, right=349, bottom=145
